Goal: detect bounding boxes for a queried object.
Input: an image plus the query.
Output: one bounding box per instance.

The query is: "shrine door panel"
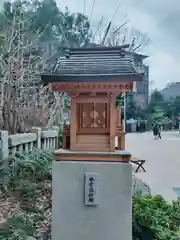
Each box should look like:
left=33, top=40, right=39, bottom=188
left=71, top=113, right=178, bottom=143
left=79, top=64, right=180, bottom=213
left=77, top=102, right=109, bottom=133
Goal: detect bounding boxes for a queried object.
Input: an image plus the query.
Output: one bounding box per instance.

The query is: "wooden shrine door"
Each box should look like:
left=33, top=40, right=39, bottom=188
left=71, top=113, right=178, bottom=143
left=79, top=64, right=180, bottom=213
left=77, top=102, right=110, bottom=133
left=76, top=102, right=110, bottom=151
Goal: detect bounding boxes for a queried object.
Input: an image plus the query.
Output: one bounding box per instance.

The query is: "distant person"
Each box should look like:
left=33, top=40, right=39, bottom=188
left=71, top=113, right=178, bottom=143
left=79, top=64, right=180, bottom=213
left=152, top=123, right=159, bottom=140
left=157, top=124, right=162, bottom=139
left=137, top=122, right=140, bottom=133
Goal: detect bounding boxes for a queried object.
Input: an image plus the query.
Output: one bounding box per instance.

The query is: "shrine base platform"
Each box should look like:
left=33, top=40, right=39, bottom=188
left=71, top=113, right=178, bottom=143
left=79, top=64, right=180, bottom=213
left=54, top=149, right=131, bottom=162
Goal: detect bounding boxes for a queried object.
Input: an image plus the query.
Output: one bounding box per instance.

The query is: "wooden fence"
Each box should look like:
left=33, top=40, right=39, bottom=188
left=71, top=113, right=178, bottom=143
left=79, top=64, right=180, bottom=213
left=0, top=126, right=59, bottom=162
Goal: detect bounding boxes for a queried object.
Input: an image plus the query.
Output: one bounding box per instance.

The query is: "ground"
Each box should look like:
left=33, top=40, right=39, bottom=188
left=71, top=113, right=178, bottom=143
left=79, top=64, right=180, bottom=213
left=126, top=131, right=180, bottom=201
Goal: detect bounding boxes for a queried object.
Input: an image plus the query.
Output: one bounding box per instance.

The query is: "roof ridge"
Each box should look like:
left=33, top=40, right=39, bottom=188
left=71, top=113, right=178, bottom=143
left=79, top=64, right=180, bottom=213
left=64, top=45, right=129, bottom=58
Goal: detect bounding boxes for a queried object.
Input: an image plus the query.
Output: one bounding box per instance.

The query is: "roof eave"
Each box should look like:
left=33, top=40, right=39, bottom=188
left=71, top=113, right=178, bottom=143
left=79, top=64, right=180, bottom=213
left=41, top=73, right=144, bottom=85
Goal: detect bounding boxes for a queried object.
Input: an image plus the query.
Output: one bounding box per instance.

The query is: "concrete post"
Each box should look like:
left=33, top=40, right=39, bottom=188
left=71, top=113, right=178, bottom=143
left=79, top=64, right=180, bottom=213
left=0, top=131, right=9, bottom=162
left=52, top=160, right=132, bottom=240
left=0, top=131, right=9, bottom=191
left=32, top=127, right=42, bottom=149
left=51, top=126, right=59, bottom=149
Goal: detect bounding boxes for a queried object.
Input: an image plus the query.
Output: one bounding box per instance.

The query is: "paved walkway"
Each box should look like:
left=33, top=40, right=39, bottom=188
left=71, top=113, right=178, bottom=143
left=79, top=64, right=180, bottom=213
left=126, top=131, right=180, bottom=201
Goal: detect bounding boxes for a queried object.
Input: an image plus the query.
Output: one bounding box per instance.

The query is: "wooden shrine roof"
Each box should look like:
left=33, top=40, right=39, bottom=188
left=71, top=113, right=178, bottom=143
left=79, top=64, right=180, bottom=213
left=41, top=45, right=144, bottom=83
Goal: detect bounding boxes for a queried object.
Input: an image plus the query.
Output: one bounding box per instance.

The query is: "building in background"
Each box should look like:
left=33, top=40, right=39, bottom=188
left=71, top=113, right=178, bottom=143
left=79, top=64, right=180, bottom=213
left=132, top=53, right=149, bottom=107
left=160, top=82, right=180, bottom=101
left=123, top=53, right=149, bottom=121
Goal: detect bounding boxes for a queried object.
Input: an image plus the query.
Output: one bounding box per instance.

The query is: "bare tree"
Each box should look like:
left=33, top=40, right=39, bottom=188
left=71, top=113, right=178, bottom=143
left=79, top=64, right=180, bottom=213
left=0, top=4, right=65, bottom=133
left=106, top=25, right=150, bottom=52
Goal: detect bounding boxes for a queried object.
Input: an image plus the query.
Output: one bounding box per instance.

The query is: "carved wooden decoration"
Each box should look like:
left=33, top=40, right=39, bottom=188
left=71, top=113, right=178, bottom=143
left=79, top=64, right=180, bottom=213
left=77, top=102, right=109, bottom=134
left=94, top=103, right=107, bottom=128
left=51, top=82, right=134, bottom=93
left=81, top=103, right=94, bottom=128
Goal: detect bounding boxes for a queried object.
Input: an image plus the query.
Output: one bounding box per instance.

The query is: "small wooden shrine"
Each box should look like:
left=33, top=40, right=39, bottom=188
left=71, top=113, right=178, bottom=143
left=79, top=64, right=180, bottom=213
left=41, top=45, right=143, bottom=157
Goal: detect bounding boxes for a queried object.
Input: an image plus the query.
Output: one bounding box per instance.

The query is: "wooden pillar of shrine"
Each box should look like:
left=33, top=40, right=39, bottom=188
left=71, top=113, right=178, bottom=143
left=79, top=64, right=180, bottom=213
left=110, top=93, right=116, bottom=151
left=70, top=94, right=77, bottom=151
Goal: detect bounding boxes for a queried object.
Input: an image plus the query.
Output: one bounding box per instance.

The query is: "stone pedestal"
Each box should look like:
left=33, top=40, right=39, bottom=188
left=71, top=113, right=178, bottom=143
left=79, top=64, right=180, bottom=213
left=52, top=150, right=132, bottom=240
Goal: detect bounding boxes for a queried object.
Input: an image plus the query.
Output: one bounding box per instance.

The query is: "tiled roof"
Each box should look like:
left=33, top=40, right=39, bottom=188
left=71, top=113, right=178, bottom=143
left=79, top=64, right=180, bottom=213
left=41, top=46, right=144, bottom=83
left=58, top=46, right=139, bottom=75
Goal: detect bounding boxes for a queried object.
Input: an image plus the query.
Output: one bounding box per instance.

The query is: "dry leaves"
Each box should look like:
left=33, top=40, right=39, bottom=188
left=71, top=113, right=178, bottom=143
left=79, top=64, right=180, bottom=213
left=0, top=195, right=20, bottom=225
left=0, top=180, right=52, bottom=239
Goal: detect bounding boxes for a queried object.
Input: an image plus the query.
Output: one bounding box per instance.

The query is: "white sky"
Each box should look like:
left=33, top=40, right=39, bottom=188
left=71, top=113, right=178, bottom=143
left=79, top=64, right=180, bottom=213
left=0, top=1, right=5, bottom=9
left=58, top=0, right=180, bottom=90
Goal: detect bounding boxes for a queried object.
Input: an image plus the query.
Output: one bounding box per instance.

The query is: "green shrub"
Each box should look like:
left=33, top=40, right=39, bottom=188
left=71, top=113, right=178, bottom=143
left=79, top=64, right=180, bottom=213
left=9, top=149, right=53, bottom=183
left=0, top=150, right=51, bottom=239
left=0, top=212, right=43, bottom=240
left=0, top=163, right=9, bottom=193
left=133, top=193, right=180, bottom=240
